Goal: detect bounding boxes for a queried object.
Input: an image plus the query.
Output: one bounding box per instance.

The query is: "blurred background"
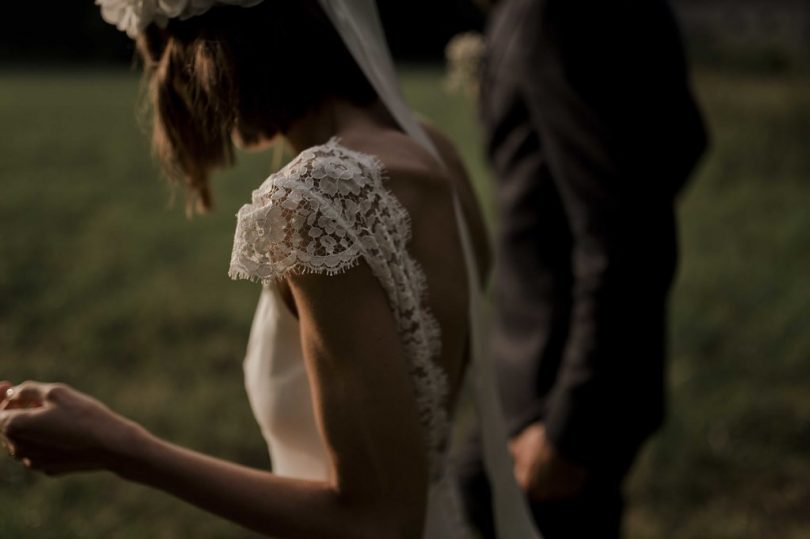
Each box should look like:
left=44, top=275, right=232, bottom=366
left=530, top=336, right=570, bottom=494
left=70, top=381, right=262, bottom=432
left=1, top=1, right=808, bottom=538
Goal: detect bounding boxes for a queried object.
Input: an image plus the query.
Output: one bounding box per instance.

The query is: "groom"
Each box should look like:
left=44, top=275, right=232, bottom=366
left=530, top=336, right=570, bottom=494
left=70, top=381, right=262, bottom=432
left=458, top=0, right=707, bottom=537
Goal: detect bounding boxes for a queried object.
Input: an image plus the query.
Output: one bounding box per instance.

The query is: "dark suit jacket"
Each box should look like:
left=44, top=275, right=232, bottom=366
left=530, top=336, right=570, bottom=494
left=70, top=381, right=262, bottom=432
left=482, top=0, right=707, bottom=471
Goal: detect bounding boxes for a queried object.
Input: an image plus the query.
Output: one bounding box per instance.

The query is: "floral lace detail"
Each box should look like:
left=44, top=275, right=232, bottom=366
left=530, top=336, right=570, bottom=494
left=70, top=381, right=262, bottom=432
left=229, top=138, right=449, bottom=477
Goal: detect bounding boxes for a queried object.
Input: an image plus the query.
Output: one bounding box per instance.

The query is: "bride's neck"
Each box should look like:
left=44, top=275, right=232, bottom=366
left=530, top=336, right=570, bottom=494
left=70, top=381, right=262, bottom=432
left=284, top=98, right=396, bottom=153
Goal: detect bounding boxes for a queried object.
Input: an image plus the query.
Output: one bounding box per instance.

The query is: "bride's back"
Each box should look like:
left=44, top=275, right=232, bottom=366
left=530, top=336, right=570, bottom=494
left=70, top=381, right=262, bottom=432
left=336, top=125, right=492, bottom=410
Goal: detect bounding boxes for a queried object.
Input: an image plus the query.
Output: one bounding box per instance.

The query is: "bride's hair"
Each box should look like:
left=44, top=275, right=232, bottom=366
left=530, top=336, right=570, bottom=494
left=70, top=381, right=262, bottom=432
left=136, top=0, right=377, bottom=212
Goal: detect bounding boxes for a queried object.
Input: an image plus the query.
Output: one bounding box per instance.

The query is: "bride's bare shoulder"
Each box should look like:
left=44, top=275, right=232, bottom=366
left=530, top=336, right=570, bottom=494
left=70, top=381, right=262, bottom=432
left=339, top=124, right=492, bottom=282
left=339, top=128, right=444, bottom=179
left=419, top=122, right=493, bottom=283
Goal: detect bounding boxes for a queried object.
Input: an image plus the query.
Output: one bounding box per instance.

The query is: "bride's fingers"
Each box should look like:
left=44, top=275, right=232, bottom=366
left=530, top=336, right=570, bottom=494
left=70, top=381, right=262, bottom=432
left=0, top=408, right=43, bottom=448
left=11, top=433, right=94, bottom=462
left=34, top=458, right=96, bottom=477
left=10, top=444, right=63, bottom=466
left=3, top=383, right=47, bottom=410
left=5, top=439, right=43, bottom=458
left=9, top=436, right=78, bottom=458
left=1, top=398, right=42, bottom=411
left=6, top=382, right=50, bottom=403
left=12, top=446, right=95, bottom=476
left=1, top=437, right=17, bottom=458
left=0, top=381, right=12, bottom=409
left=0, top=401, right=56, bottom=462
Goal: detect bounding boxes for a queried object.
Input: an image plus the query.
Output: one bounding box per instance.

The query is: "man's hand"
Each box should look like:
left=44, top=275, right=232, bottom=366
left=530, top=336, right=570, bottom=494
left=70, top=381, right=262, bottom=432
left=509, top=421, right=588, bottom=502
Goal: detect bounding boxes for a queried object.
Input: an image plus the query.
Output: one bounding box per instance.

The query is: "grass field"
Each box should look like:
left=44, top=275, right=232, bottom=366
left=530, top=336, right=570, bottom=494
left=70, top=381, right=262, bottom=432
left=1, top=67, right=808, bottom=538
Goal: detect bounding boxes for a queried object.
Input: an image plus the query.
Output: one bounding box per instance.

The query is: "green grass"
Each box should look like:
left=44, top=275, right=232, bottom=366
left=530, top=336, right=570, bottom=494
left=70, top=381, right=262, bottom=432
left=0, top=67, right=808, bottom=538
left=625, top=71, right=810, bottom=539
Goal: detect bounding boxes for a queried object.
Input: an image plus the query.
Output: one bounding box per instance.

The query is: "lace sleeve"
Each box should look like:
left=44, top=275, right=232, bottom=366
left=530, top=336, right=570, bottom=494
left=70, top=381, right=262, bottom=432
left=228, top=147, right=375, bottom=285
left=230, top=140, right=455, bottom=480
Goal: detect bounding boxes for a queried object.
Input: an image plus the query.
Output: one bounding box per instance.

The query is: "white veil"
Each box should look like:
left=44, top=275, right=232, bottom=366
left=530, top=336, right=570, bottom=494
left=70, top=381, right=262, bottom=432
left=317, top=1, right=541, bottom=537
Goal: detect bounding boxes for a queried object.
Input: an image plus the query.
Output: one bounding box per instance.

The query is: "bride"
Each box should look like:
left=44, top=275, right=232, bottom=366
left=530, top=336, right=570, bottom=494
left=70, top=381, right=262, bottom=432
left=0, top=1, right=539, bottom=537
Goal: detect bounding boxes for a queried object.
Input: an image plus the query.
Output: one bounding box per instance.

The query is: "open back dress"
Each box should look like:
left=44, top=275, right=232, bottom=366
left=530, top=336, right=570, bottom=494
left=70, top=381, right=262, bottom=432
left=229, top=137, right=471, bottom=538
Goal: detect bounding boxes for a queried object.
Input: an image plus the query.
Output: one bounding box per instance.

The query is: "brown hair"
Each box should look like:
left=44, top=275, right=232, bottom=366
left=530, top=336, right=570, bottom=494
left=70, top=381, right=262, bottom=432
left=136, top=1, right=377, bottom=212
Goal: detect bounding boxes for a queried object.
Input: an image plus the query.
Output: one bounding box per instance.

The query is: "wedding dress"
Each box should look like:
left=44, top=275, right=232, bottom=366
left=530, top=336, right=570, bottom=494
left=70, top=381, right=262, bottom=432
left=230, top=137, right=470, bottom=537
left=226, top=2, right=539, bottom=536
left=94, top=0, right=539, bottom=535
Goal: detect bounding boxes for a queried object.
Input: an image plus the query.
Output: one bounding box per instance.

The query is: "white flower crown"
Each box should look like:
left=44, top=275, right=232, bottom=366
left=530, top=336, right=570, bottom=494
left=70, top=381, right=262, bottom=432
left=96, top=0, right=265, bottom=38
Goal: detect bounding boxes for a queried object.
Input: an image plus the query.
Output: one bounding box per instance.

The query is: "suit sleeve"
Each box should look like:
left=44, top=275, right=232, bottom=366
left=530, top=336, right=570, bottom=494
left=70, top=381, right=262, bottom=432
left=518, top=0, right=707, bottom=466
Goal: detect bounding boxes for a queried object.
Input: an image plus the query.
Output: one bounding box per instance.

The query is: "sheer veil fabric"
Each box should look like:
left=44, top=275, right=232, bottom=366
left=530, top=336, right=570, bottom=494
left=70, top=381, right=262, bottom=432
left=316, top=1, right=540, bottom=537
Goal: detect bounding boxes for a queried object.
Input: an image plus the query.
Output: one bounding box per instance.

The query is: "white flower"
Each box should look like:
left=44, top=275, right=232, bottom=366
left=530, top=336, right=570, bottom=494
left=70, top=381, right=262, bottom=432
left=96, top=0, right=159, bottom=38
left=157, top=0, right=190, bottom=19
left=444, top=32, right=485, bottom=98
left=95, top=0, right=265, bottom=39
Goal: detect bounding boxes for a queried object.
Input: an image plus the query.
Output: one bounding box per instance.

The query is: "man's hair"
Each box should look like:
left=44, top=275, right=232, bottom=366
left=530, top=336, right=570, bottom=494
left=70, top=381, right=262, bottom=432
left=136, top=0, right=377, bottom=212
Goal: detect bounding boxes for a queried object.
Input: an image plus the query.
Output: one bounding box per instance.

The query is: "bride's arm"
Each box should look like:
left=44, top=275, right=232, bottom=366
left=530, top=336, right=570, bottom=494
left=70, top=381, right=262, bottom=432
left=0, top=262, right=428, bottom=539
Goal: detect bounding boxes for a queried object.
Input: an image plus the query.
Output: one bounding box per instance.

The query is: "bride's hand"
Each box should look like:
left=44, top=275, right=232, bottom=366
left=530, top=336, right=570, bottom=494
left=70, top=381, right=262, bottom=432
left=0, top=381, right=12, bottom=406
left=1, top=380, right=44, bottom=411
left=0, top=381, right=138, bottom=476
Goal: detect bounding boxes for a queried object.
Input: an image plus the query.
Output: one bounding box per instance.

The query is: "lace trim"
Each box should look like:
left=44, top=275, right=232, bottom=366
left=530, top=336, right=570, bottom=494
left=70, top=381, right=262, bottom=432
left=229, top=137, right=450, bottom=477
left=227, top=248, right=362, bottom=282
